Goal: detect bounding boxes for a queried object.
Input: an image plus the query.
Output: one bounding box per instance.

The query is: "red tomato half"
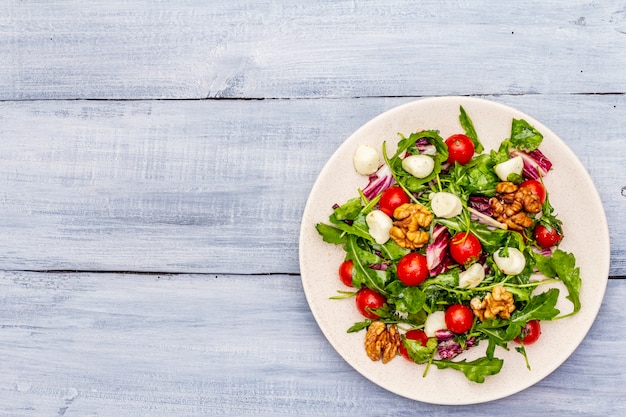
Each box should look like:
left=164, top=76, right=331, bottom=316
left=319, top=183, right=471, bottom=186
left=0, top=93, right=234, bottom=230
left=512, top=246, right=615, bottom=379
left=445, top=134, right=475, bottom=165
left=396, top=252, right=428, bottom=286
left=514, top=320, right=541, bottom=345
left=449, top=232, right=482, bottom=266
left=379, top=186, right=410, bottom=217
left=520, top=179, right=546, bottom=204
left=445, top=304, right=474, bottom=334
left=533, top=224, right=562, bottom=249
left=355, top=288, right=387, bottom=319
left=338, top=260, right=354, bottom=287
left=399, top=329, right=429, bottom=361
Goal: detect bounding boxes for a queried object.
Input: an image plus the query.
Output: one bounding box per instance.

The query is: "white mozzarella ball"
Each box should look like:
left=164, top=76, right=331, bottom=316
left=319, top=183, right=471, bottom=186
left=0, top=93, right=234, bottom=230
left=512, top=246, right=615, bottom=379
left=402, top=154, right=435, bottom=178
left=424, top=311, right=448, bottom=337
left=494, top=156, right=524, bottom=181
left=458, top=263, right=486, bottom=289
left=353, top=145, right=381, bottom=176
left=493, top=247, right=526, bottom=275
left=365, top=210, right=393, bottom=244
left=430, top=192, right=463, bottom=218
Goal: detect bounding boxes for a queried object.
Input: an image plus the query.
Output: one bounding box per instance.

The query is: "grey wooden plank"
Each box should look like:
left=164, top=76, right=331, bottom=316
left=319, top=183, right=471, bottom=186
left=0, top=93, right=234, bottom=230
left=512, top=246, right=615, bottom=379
left=0, top=95, right=623, bottom=275
left=1, top=1, right=625, bottom=100
left=0, top=271, right=623, bottom=416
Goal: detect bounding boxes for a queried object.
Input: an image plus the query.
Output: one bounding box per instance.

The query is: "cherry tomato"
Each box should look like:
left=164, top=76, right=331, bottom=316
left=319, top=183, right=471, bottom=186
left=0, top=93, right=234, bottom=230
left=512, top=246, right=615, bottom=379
left=449, top=232, right=482, bottom=266
left=520, top=179, right=546, bottom=204
left=396, top=252, right=428, bottom=286
left=533, top=224, right=562, bottom=249
left=514, top=320, right=541, bottom=345
left=399, top=329, right=429, bottom=361
left=379, top=186, right=410, bottom=217
left=355, top=288, right=387, bottom=319
left=445, top=134, right=475, bottom=165
left=445, top=304, right=474, bottom=334
left=338, top=260, right=354, bottom=287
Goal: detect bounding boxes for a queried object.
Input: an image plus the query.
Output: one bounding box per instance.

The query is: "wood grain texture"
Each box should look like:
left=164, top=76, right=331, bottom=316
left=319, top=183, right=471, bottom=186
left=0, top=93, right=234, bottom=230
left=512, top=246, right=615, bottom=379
left=0, top=95, right=623, bottom=275
left=1, top=0, right=626, bottom=100
left=0, top=271, right=623, bottom=416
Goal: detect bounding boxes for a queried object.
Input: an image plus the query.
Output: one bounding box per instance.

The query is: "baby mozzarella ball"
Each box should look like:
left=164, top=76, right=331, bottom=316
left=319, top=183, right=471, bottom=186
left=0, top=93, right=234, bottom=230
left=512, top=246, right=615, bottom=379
left=494, top=156, right=524, bottom=182
left=458, top=263, right=485, bottom=289
left=424, top=311, right=447, bottom=337
left=365, top=210, right=393, bottom=244
left=353, top=144, right=381, bottom=176
left=430, top=192, right=463, bottom=219
left=402, top=154, right=434, bottom=178
left=493, top=247, right=526, bottom=275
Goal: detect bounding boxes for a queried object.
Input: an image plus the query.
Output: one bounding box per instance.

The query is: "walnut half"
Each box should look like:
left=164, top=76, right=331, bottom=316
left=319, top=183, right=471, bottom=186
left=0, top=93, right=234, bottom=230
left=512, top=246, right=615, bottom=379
left=364, top=321, right=401, bottom=364
left=470, top=285, right=516, bottom=321
left=490, top=182, right=542, bottom=231
left=389, top=203, right=433, bottom=249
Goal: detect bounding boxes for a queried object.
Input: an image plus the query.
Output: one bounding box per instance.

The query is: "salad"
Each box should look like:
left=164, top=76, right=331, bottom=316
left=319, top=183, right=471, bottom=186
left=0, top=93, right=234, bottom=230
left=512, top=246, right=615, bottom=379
left=315, top=106, right=581, bottom=383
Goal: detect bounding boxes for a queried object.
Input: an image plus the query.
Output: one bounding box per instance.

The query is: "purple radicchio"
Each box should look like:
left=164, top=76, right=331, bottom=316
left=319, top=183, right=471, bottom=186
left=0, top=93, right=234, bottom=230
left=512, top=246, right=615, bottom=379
left=426, top=225, right=453, bottom=276
left=416, top=137, right=437, bottom=155
left=468, top=196, right=493, bottom=217
left=510, top=148, right=553, bottom=180
left=362, top=164, right=394, bottom=200
left=435, top=329, right=478, bottom=360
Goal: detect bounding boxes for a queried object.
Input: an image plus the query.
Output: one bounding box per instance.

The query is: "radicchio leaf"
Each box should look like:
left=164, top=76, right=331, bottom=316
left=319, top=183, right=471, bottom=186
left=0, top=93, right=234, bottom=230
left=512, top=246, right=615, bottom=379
left=426, top=225, right=452, bottom=276
left=362, top=164, right=394, bottom=200
left=511, top=148, right=553, bottom=180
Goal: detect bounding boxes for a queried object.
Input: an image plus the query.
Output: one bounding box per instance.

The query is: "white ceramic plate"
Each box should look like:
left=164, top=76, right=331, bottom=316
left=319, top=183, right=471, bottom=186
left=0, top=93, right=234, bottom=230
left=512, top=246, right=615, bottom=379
left=299, top=96, right=610, bottom=405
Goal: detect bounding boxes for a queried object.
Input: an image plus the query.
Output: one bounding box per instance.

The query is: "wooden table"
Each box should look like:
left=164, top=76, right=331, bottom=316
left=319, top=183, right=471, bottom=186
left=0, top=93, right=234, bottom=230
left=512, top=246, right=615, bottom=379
left=1, top=1, right=624, bottom=415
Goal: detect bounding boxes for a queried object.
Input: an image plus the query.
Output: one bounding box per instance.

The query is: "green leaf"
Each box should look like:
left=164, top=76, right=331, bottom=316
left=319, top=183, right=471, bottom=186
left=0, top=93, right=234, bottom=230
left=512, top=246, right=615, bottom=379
left=329, top=213, right=371, bottom=241
left=394, top=286, right=427, bottom=314
left=347, top=320, right=372, bottom=333
left=510, top=119, right=543, bottom=151
left=404, top=336, right=437, bottom=364
left=551, top=249, right=582, bottom=315
left=333, top=197, right=363, bottom=221
left=511, top=287, right=560, bottom=323
left=530, top=249, right=581, bottom=317
left=372, top=240, right=410, bottom=262
left=315, top=223, right=346, bottom=245
left=459, top=105, right=484, bottom=153
left=538, top=194, right=563, bottom=232
left=345, top=235, right=389, bottom=295
left=532, top=252, right=557, bottom=278
left=432, top=356, right=504, bottom=383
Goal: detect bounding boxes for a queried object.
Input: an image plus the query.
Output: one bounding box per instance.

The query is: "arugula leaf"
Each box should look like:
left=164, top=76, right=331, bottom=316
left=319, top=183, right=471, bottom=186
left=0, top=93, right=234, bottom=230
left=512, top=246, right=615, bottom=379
left=459, top=105, right=484, bottom=153
left=372, top=240, right=410, bottom=262
left=449, top=154, right=500, bottom=197
left=538, top=194, right=563, bottom=233
left=511, top=287, right=560, bottom=323
left=315, top=223, right=346, bottom=245
left=404, top=336, right=437, bottom=364
left=515, top=344, right=531, bottom=370
left=478, top=326, right=509, bottom=359
left=391, top=284, right=427, bottom=314
left=531, top=249, right=581, bottom=317
left=533, top=252, right=557, bottom=278
left=432, top=356, right=504, bottom=383
left=347, top=320, right=372, bottom=333
left=510, top=119, right=543, bottom=151
left=329, top=212, right=371, bottom=241
left=345, top=235, right=389, bottom=295
left=551, top=249, right=582, bottom=316
left=333, top=197, right=363, bottom=221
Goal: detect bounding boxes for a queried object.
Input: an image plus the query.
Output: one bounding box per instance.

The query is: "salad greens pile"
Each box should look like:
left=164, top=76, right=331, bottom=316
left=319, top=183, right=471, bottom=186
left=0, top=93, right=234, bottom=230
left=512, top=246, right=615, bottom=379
left=315, top=106, right=582, bottom=383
